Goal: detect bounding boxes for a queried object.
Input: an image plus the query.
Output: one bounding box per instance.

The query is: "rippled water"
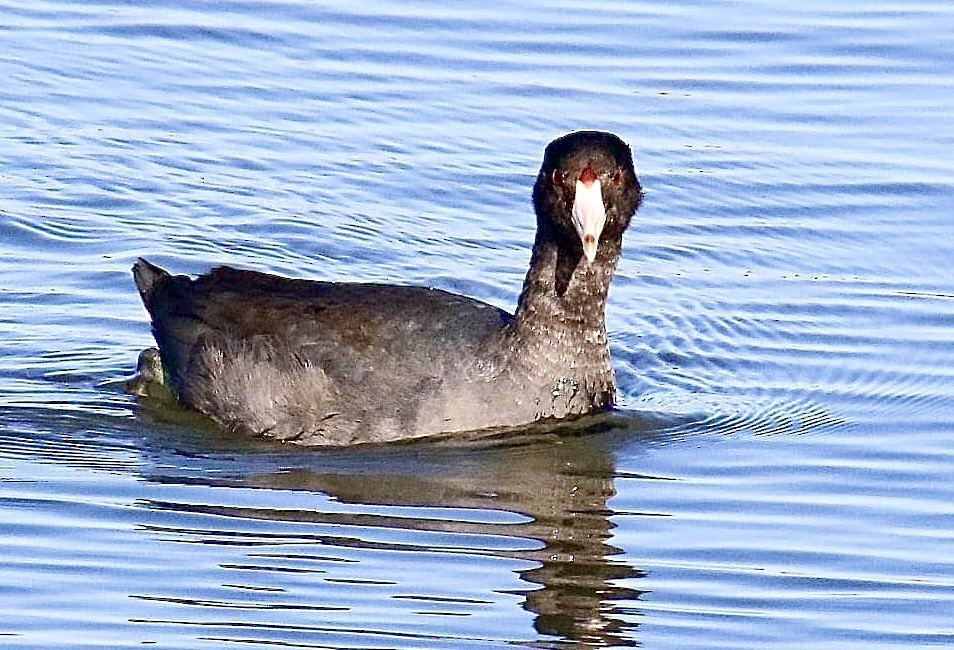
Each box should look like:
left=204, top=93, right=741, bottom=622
left=2, top=0, right=953, bottom=648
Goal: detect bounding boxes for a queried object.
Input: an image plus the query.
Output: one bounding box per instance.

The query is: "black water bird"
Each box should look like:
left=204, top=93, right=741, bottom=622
left=132, top=131, right=643, bottom=445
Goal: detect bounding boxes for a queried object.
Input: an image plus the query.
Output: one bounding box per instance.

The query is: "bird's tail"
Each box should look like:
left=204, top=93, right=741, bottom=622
left=132, top=257, right=170, bottom=310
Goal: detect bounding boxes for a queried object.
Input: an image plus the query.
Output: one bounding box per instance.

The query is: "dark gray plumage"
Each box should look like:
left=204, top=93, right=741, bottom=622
left=132, top=130, right=643, bottom=445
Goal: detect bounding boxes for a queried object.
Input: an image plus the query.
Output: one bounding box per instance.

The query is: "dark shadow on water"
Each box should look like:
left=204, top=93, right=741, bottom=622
left=0, top=401, right=669, bottom=647
left=145, top=413, right=667, bottom=647
left=237, top=427, right=651, bottom=646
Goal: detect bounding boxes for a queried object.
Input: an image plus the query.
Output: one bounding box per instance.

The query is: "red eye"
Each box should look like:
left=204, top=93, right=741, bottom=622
left=551, top=170, right=565, bottom=187
left=612, top=168, right=623, bottom=186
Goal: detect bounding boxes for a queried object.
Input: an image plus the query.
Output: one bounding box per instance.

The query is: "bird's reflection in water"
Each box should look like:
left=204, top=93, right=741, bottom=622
left=232, top=421, right=648, bottom=646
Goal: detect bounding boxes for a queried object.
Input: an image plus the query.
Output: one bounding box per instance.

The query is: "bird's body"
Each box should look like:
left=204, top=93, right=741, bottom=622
left=132, top=131, right=642, bottom=445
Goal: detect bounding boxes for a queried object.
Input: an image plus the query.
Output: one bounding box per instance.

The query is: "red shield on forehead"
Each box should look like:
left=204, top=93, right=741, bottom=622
left=579, top=164, right=598, bottom=185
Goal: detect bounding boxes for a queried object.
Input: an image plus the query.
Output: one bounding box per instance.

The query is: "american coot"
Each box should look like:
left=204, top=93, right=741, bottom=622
left=132, top=130, right=643, bottom=445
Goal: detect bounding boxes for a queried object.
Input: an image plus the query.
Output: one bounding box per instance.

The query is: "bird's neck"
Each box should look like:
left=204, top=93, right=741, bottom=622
left=508, top=233, right=619, bottom=371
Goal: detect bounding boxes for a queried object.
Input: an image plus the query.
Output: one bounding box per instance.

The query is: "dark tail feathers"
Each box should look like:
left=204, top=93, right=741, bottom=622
left=132, top=257, right=170, bottom=310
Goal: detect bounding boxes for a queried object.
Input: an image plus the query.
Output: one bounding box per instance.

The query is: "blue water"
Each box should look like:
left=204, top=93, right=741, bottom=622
left=2, top=0, right=953, bottom=648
